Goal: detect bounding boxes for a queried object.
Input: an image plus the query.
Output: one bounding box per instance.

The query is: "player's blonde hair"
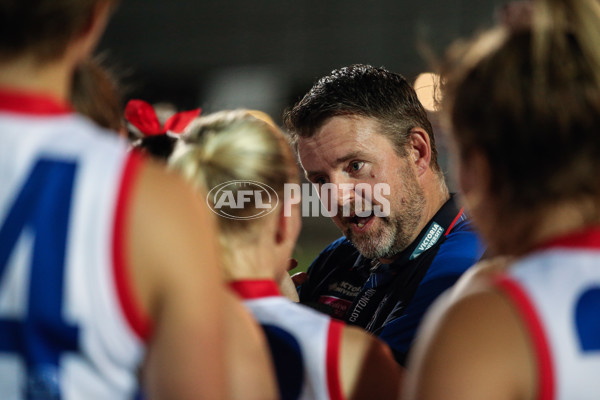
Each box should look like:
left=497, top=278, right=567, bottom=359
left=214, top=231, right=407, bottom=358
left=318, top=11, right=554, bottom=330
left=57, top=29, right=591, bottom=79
left=169, top=109, right=299, bottom=238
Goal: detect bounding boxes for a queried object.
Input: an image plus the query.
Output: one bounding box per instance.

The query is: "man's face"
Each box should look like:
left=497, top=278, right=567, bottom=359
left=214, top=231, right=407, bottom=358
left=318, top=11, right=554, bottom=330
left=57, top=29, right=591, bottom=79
left=298, top=115, right=425, bottom=261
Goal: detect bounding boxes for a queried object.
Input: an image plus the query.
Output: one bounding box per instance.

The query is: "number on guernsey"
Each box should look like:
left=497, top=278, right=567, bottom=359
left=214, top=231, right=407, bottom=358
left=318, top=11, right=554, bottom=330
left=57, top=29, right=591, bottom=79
left=0, top=159, right=81, bottom=399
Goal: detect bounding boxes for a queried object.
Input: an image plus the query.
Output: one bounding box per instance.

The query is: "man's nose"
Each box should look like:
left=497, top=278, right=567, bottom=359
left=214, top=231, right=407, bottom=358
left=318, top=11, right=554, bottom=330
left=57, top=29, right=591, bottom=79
left=337, top=184, right=355, bottom=208
left=328, top=175, right=356, bottom=212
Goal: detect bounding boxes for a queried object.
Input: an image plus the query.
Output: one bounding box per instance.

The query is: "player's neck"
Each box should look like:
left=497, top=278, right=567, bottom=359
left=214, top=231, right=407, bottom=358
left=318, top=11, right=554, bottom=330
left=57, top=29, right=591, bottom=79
left=0, top=55, right=71, bottom=102
left=492, top=197, right=600, bottom=256
left=223, top=238, right=280, bottom=282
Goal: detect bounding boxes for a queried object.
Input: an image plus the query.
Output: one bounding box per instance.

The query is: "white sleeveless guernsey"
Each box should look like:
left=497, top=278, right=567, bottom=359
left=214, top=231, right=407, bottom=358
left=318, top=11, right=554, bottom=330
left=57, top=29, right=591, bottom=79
left=0, top=90, right=150, bottom=399
left=496, top=228, right=600, bottom=400
left=230, top=280, right=345, bottom=400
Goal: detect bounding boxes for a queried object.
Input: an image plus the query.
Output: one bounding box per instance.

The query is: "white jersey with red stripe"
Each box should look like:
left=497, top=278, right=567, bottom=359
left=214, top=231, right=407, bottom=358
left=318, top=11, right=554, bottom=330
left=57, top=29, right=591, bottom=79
left=496, top=228, right=600, bottom=400
left=0, top=90, right=149, bottom=399
left=230, top=280, right=344, bottom=400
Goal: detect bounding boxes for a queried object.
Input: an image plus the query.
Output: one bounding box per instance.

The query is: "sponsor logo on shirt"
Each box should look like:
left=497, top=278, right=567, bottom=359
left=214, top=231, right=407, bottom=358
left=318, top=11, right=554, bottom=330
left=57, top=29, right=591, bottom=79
left=348, top=288, right=377, bottom=323
left=318, top=296, right=353, bottom=319
left=328, top=281, right=362, bottom=297
left=410, top=222, right=444, bottom=260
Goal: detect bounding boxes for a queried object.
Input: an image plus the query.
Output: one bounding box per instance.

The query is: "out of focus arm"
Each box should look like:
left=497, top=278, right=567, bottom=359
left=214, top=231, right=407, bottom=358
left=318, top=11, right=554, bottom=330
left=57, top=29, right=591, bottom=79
left=340, top=325, right=404, bottom=400
left=403, top=289, right=534, bottom=400
left=279, top=272, right=300, bottom=302
left=127, top=159, right=226, bottom=399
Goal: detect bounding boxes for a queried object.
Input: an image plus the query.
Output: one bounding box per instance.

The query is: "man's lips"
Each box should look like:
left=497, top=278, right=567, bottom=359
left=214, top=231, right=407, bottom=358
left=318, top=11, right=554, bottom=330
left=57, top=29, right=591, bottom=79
left=344, top=210, right=376, bottom=232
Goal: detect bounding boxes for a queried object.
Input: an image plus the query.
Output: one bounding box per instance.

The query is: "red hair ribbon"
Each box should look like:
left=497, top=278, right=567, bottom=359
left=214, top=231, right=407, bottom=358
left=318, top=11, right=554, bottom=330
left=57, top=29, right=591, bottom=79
left=125, top=99, right=201, bottom=136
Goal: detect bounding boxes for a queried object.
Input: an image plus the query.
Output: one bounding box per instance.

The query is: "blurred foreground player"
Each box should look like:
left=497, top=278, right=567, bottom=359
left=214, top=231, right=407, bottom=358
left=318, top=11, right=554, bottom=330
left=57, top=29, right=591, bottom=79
left=0, top=1, right=275, bottom=399
left=405, top=0, right=600, bottom=399
left=169, top=110, right=403, bottom=400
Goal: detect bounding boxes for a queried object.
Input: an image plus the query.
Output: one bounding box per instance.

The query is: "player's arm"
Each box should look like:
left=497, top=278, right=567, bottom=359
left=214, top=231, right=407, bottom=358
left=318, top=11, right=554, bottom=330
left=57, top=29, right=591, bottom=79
left=403, top=288, right=535, bottom=400
left=279, top=273, right=300, bottom=302
left=128, top=158, right=277, bottom=399
left=126, top=158, right=226, bottom=399
left=339, top=325, right=404, bottom=400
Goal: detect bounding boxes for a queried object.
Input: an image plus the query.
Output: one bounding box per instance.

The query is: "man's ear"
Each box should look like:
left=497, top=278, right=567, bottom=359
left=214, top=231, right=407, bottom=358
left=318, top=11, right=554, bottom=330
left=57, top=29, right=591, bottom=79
left=408, top=128, right=432, bottom=176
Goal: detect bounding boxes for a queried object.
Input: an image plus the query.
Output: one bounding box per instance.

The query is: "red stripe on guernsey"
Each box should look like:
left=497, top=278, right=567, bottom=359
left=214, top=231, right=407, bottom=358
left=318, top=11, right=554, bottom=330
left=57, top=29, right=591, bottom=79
left=445, top=207, right=464, bottom=236
left=326, top=320, right=346, bottom=400
left=535, top=226, right=600, bottom=251
left=0, top=88, right=72, bottom=115
left=112, top=151, right=153, bottom=341
left=495, top=277, right=555, bottom=400
left=229, top=280, right=280, bottom=299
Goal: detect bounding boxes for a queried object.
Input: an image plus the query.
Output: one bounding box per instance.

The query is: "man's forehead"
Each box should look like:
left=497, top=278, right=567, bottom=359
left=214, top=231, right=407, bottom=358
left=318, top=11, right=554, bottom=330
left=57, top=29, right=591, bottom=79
left=297, top=133, right=355, bottom=165
left=302, top=115, right=371, bottom=142
left=301, top=116, right=387, bottom=151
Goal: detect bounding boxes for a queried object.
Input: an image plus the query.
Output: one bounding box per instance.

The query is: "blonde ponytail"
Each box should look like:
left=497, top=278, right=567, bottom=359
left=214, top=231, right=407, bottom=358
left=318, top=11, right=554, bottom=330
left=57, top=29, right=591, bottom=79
left=169, top=109, right=298, bottom=232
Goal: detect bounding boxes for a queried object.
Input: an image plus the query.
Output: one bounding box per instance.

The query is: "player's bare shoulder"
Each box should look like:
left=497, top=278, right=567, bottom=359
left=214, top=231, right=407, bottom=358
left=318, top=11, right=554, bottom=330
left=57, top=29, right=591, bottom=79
left=448, top=256, right=514, bottom=301
left=405, top=279, right=534, bottom=400
left=124, top=154, right=222, bottom=324
left=340, top=324, right=403, bottom=400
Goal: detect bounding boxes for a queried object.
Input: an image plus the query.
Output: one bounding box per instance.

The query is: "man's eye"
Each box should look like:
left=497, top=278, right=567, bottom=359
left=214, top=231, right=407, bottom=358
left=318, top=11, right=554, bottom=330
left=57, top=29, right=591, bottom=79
left=349, top=161, right=364, bottom=172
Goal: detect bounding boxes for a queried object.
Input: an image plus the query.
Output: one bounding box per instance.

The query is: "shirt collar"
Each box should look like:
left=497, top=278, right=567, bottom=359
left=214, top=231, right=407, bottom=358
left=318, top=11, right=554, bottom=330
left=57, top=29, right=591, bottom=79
left=0, top=87, right=72, bottom=115
left=535, top=226, right=600, bottom=251
left=229, top=280, right=281, bottom=299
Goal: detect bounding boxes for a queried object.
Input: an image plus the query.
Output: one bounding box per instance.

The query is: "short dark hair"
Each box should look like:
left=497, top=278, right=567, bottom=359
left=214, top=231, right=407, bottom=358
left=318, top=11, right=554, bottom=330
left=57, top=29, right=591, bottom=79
left=283, top=64, right=440, bottom=173
left=0, top=0, right=113, bottom=62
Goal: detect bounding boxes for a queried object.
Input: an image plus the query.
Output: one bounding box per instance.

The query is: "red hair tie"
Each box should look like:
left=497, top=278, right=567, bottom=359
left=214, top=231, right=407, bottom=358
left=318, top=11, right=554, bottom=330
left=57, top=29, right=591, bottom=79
left=125, top=99, right=201, bottom=136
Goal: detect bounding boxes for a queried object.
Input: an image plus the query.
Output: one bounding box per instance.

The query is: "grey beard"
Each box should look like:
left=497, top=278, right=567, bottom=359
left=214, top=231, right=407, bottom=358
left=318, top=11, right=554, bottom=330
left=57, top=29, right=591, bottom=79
left=346, top=181, right=426, bottom=260
left=346, top=215, right=414, bottom=260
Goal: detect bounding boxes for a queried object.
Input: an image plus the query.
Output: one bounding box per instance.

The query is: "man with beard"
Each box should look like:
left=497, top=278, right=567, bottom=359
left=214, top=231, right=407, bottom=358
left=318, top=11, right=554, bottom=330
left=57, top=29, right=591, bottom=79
left=283, top=64, right=485, bottom=366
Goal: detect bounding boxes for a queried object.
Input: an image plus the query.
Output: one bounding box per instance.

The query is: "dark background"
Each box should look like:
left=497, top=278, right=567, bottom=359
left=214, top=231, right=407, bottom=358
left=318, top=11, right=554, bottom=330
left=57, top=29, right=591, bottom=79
left=98, top=0, right=502, bottom=269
